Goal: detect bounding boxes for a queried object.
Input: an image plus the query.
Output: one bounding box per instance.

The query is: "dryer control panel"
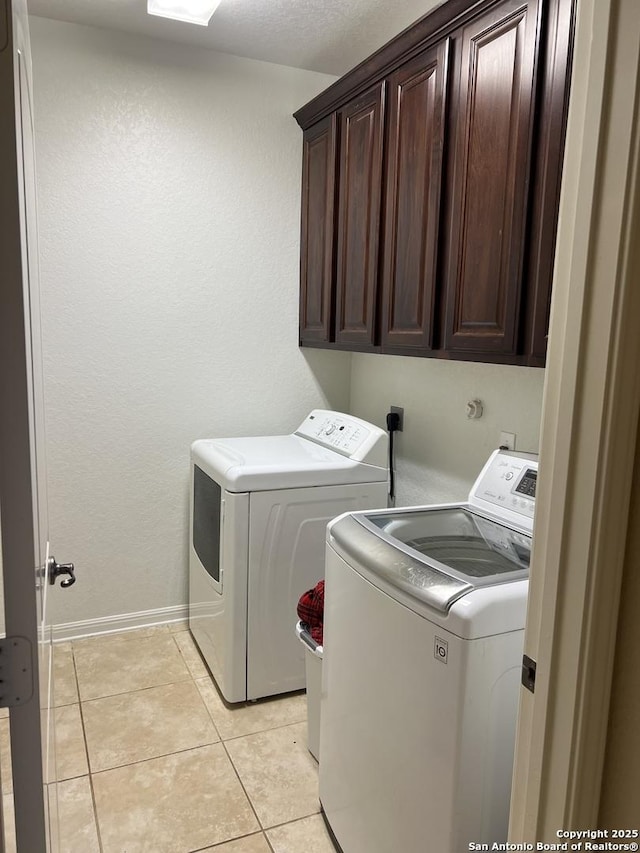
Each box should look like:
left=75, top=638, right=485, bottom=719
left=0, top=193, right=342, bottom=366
left=295, top=410, right=388, bottom=466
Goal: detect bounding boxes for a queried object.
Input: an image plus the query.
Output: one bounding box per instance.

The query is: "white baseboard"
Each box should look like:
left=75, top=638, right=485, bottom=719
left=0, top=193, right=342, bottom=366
left=51, top=604, right=189, bottom=643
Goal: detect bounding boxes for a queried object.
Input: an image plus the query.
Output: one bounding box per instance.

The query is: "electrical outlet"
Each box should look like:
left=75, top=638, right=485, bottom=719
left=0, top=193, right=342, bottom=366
left=390, top=406, right=404, bottom=431
left=499, top=431, right=516, bottom=451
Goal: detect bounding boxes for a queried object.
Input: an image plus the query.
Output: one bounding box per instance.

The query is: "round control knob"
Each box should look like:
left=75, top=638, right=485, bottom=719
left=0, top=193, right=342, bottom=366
left=325, top=424, right=336, bottom=435
left=505, top=472, right=514, bottom=481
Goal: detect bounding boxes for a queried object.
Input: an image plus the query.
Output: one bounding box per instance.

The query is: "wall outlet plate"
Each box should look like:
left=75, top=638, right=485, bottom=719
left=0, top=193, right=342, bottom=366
left=500, top=431, right=516, bottom=450
left=390, top=406, right=404, bottom=431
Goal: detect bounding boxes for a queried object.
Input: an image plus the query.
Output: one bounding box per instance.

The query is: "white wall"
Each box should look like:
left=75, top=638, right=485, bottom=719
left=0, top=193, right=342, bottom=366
left=30, top=15, right=546, bottom=630
left=29, top=17, right=350, bottom=628
left=349, top=353, right=545, bottom=505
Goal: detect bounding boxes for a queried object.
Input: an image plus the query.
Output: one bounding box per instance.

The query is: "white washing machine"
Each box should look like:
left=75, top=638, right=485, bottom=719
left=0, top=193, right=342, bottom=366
left=188, top=410, right=388, bottom=703
left=320, top=449, right=538, bottom=853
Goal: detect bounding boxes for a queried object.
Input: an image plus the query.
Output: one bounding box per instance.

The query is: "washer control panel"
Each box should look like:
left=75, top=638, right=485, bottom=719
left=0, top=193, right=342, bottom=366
left=295, top=410, right=387, bottom=465
left=469, top=450, right=538, bottom=521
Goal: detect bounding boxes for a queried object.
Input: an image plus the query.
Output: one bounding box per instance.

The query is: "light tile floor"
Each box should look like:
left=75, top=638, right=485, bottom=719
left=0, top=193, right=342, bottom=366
left=2, top=624, right=337, bottom=853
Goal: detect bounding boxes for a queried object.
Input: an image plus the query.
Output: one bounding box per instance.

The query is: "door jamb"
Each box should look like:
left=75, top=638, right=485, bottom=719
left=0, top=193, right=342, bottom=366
left=509, top=0, right=640, bottom=835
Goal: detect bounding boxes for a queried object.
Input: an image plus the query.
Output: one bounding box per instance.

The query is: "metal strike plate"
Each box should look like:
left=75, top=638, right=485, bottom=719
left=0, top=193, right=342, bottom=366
left=0, top=636, right=34, bottom=708
left=521, top=653, right=537, bottom=693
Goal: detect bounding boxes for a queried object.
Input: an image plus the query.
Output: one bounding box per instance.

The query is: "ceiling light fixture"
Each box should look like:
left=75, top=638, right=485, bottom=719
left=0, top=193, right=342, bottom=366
left=147, top=0, right=222, bottom=26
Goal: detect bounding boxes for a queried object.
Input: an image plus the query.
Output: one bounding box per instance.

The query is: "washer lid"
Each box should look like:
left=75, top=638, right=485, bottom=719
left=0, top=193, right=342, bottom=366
left=191, top=434, right=387, bottom=492
left=331, top=506, right=530, bottom=613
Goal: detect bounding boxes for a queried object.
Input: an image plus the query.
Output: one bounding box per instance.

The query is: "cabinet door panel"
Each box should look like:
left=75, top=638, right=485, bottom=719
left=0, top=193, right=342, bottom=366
left=299, top=116, right=337, bottom=344
left=444, top=0, right=541, bottom=354
left=381, top=40, right=450, bottom=353
left=335, top=84, right=385, bottom=347
left=523, top=0, right=574, bottom=365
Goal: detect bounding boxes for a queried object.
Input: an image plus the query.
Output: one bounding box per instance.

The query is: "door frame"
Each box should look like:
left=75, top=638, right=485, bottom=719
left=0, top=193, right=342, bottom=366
left=510, top=0, right=640, bottom=835
left=0, top=0, right=49, bottom=849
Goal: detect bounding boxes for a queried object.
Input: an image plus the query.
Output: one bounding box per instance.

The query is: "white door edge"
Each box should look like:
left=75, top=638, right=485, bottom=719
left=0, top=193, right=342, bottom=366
left=509, top=0, right=640, bottom=836
left=0, top=0, right=54, bottom=849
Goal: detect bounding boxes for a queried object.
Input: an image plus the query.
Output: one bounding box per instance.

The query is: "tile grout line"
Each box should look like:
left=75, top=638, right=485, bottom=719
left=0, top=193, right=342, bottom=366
left=70, top=643, right=105, bottom=853
left=193, top=680, right=307, bottom=743
left=216, top=716, right=309, bottom=744
left=86, top=737, right=224, bottom=777
left=219, top=735, right=266, bottom=833
left=81, top=677, right=218, bottom=710
left=190, top=657, right=320, bottom=842
left=85, top=663, right=211, bottom=846
left=190, top=677, right=224, bottom=744
left=215, top=719, right=320, bottom=834
left=76, top=673, right=194, bottom=704
left=189, top=672, right=319, bottom=847
left=69, top=627, right=316, bottom=851
left=84, top=670, right=266, bottom=852
left=72, top=629, right=195, bottom=700
left=78, top=662, right=223, bottom=776
left=170, top=630, right=211, bottom=681
left=221, top=723, right=324, bottom=836
left=187, top=650, right=316, bottom=847
left=74, top=632, right=221, bottom=775
left=186, top=828, right=274, bottom=852
left=193, top=674, right=307, bottom=743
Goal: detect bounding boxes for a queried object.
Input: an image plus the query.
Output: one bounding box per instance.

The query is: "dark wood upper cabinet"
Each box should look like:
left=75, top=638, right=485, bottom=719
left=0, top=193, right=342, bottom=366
left=380, top=40, right=451, bottom=354
left=294, top=0, right=574, bottom=366
left=443, top=0, right=541, bottom=355
left=334, top=83, right=385, bottom=347
left=522, top=0, right=575, bottom=366
left=299, top=115, right=337, bottom=345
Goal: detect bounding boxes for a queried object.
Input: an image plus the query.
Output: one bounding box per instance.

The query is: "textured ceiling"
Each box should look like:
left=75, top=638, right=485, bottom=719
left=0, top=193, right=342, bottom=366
left=26, top=0, right=443, bottom=75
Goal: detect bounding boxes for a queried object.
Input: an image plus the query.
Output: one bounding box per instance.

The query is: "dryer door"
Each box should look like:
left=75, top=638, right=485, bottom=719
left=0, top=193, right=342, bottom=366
left=189, top=469, right=250, bottom=703
left=192, top=464, right=223, bottom=594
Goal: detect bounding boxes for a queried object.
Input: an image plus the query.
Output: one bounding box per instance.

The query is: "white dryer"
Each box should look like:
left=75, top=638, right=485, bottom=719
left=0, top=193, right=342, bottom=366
left=320, top=450, right=538, bottom=853
left=188, top=410, right=388, bottom=703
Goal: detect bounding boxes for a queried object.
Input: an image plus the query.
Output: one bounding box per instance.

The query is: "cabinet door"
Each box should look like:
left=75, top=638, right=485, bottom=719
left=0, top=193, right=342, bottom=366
left=443, top=0, right=541, bottom=355
left=523, top=0, right=574, bottom=366
left=299, top=115, right=337, bottom=344
left=381, top=40, right=450, bottom=353
left=335, top=83, right=385, bottom=347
